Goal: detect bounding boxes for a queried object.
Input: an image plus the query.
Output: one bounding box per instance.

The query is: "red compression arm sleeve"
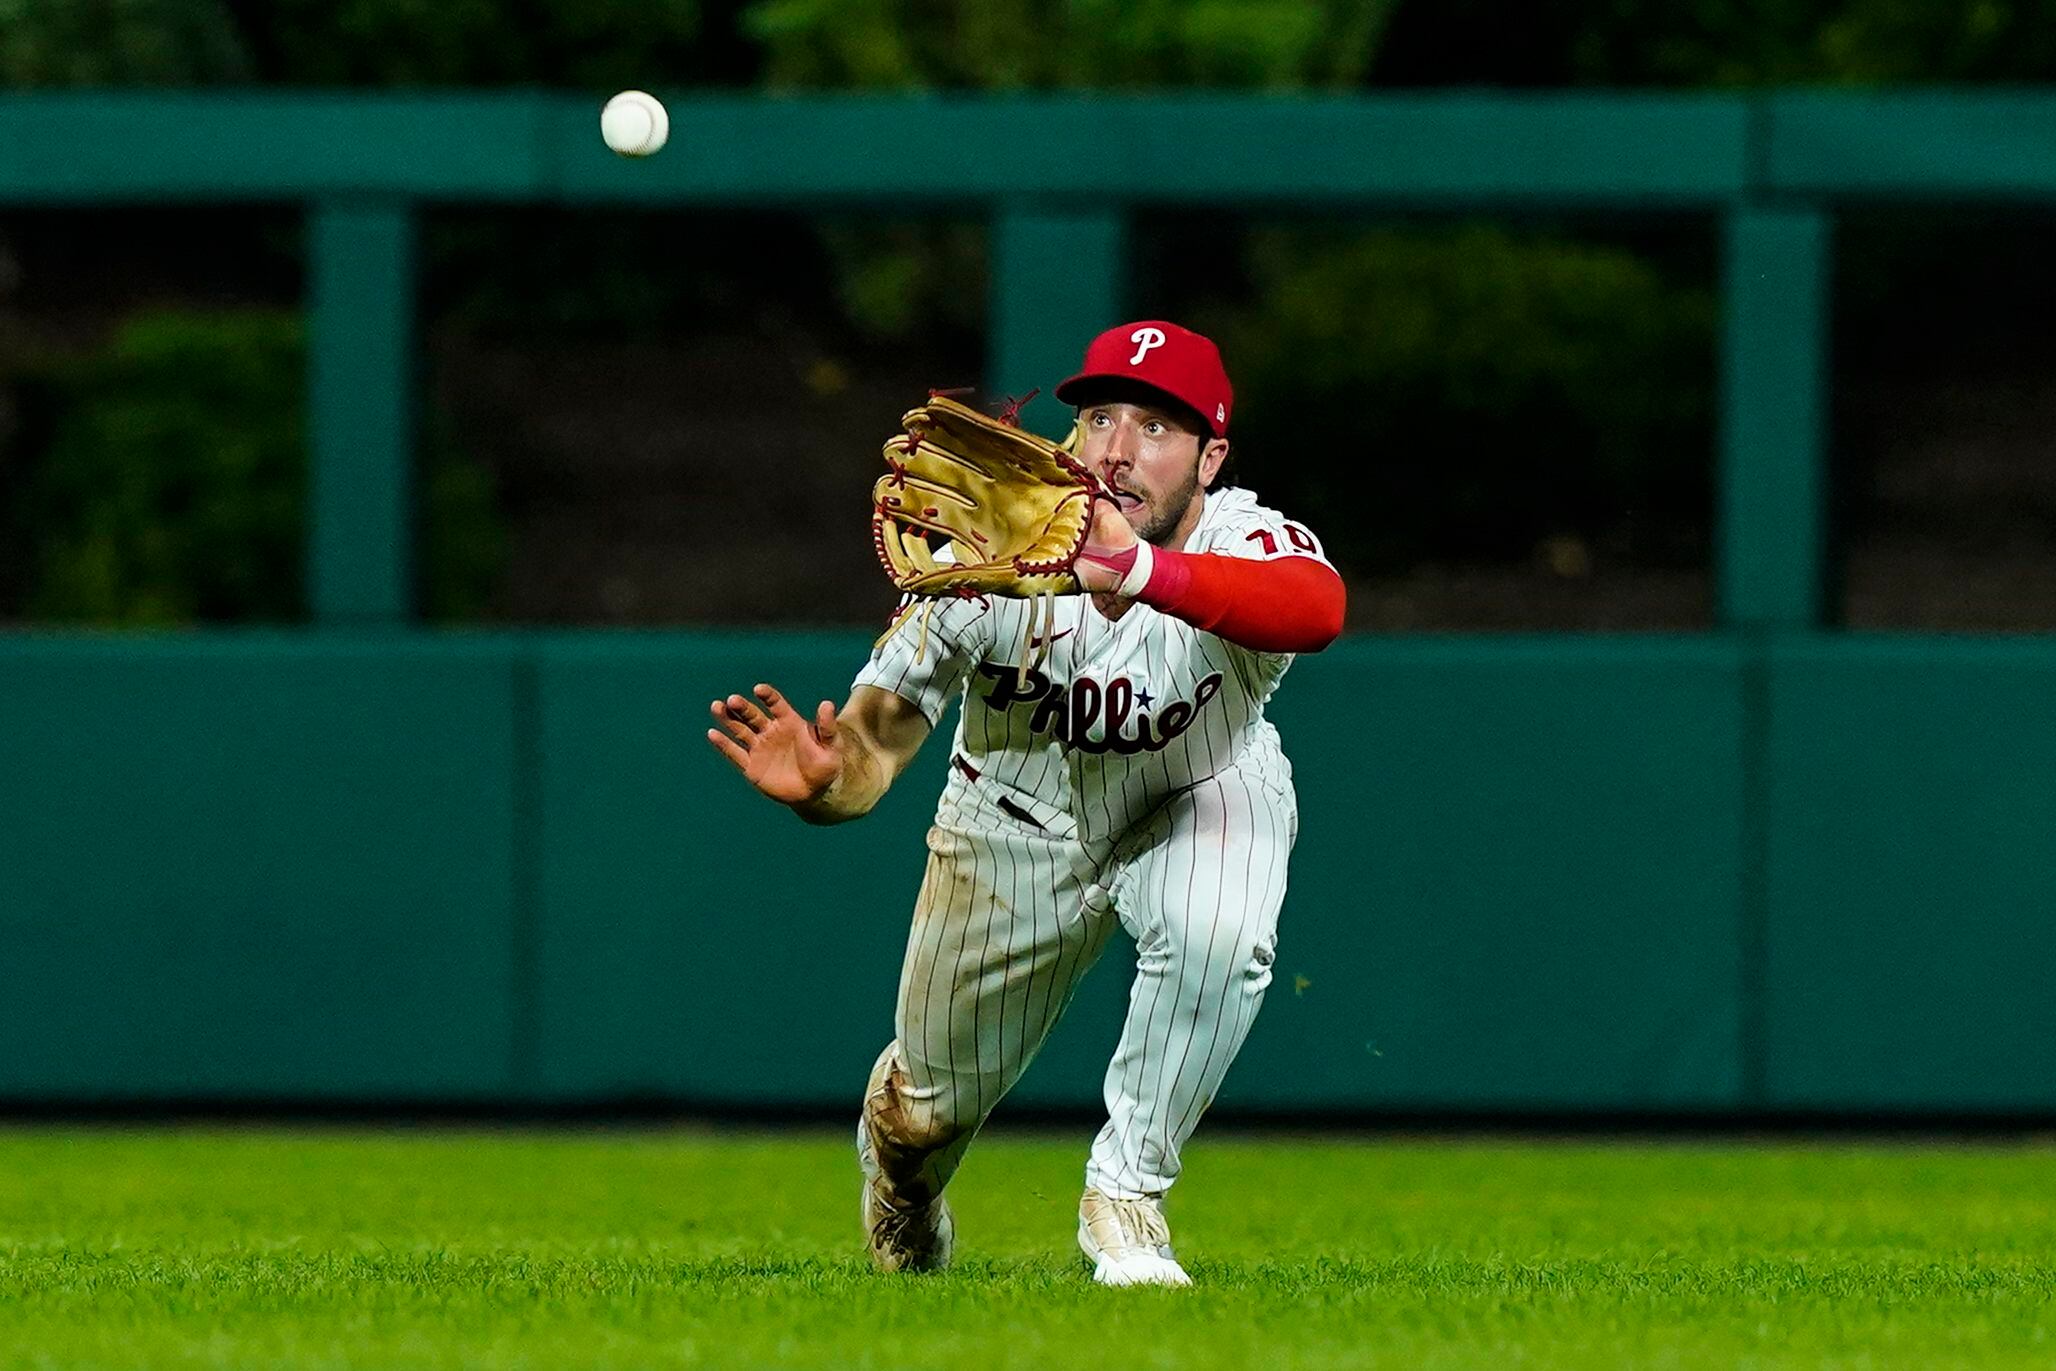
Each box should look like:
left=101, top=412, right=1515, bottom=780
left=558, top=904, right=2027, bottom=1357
left=1137, top=549, right=1346, bottom=653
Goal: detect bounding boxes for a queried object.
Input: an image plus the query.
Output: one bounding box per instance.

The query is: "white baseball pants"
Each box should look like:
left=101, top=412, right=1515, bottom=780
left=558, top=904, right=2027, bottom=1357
left=861, top=761, right=1296, bottom=1204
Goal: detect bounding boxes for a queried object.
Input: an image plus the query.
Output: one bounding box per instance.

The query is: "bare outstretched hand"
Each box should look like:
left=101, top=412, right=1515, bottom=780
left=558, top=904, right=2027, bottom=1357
left=707, top=683, right=842, bottom=807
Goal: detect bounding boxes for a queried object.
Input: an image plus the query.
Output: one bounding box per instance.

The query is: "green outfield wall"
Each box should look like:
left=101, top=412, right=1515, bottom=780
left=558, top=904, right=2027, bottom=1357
left=6, top=91, right=2056, bottom=1114
left=5, top=630, right=2053, bottom=1116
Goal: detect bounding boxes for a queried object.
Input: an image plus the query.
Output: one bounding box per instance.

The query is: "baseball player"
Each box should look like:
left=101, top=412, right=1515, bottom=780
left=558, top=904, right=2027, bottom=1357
left=707, top=321, right=1345, bottom=1286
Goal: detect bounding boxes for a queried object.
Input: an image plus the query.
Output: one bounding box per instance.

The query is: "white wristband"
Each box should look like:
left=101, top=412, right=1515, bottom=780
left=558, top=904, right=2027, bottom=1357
left=1115, top=540, right=1154, bottom=599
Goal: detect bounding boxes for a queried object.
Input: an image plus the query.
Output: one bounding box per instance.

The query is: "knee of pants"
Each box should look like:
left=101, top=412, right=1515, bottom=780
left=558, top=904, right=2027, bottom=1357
left=1153, top=918, right=1277, bottom=997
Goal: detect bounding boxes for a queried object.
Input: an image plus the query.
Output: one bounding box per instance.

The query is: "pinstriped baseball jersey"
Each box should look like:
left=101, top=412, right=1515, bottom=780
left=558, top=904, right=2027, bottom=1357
left=855, top=486, right=1331, bottom=843
left=854, top=482, right=1325, bottom=1206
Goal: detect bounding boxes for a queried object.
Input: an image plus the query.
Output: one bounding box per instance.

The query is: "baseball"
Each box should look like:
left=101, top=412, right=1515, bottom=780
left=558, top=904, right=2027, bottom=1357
left=601, top=90, right=668, bottom=157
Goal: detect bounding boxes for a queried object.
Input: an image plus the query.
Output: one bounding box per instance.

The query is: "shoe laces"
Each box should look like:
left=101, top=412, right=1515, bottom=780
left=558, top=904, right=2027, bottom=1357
left=870, top=1185, right=940, bottom=1253
left=1093, top=1193, right=1171, bottom=1252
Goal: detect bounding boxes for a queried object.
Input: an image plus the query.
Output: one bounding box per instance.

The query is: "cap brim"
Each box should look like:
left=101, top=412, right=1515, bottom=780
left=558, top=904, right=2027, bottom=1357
left=1053, top=372, right=1223, bottom=435
left=1052, top=371, right=1118, bottom=406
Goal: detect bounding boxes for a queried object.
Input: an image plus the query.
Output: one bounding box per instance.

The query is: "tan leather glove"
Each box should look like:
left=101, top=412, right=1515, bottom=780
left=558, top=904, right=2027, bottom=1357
left=871, top=394, right=1104, bottom=599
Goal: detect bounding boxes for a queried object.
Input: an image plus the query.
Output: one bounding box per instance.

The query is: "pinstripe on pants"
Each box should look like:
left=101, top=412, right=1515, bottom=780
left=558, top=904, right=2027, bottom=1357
left=864, top=757, right=1295, bottom=1204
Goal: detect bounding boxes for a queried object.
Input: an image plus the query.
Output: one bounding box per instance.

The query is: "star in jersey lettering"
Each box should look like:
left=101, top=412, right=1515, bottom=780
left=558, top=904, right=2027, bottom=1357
left=1135, top=687, right=1154, bottom=708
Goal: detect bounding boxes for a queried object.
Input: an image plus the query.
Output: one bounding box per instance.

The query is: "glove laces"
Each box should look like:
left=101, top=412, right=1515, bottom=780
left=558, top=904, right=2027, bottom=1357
left=1013, top=588, right=1060, bottom=693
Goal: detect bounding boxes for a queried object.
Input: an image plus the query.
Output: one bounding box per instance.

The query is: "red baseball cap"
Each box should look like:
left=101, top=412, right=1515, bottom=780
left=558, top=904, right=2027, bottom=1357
left=1053, top=320, right=1233, bottom=438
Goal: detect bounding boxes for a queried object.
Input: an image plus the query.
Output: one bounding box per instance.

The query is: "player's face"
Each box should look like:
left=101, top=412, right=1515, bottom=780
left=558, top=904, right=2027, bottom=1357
left=1077, top=402, right=1211, bottom=546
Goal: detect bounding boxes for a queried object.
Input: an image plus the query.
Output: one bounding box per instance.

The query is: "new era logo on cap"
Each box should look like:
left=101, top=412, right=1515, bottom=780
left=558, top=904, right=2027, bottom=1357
left=1055, top=319, right=1233, bottom=438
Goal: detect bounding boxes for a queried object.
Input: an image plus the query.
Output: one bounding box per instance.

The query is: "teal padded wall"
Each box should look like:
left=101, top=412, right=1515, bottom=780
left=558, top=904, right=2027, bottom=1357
left=1761, top=639, right=2056, bottom=1111
left=531, top=633, right=941, bottom=1104
left=524, top=636, right=1748, bottom=1112
left=1248, top=640, right=1748, bottom=1111
left=529, top=632, right=1139, bottom=1111
left=0, top=636, right=522, bottom=1099
left=6, top=632, right=2056, bottom=1114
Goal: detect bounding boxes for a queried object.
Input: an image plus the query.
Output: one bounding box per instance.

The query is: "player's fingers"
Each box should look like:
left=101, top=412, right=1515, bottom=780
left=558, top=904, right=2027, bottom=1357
left=813, top=700, right=839, bottom=741
left=725, top=693, right=772, bottom=732
left=706, top=729, right=752, bottom=773
left=710, top=700, right=756, bottom=746
left=754, top=683, right=796, bottom=719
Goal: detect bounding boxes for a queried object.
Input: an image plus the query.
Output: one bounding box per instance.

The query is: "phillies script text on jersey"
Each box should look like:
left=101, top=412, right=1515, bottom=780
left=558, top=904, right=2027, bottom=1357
left=975, top=663, right=1224, bottom=754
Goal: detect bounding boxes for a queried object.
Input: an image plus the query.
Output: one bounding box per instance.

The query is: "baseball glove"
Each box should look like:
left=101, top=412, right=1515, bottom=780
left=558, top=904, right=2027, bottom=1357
left=871, top=393, right=1104, bottom=599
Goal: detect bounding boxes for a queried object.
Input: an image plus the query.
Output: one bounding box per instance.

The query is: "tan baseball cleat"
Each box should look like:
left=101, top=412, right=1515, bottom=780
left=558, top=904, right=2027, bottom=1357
left=1078, top=1186, right=1192, bottom=1287
left=858, top=1116, right=955, bottom=1272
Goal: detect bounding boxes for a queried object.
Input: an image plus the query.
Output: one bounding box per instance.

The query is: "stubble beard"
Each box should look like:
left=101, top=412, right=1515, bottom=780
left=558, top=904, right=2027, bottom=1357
left=1132, top=462, right=1202, bottom=548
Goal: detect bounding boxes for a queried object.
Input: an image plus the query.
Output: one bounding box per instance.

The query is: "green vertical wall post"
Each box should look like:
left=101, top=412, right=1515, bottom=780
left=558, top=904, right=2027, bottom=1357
left=308, top=200, right=415, bottom=624
left=990, top=205, right=1125, bottom=437
left=1717, top=204, right=1832, bottom=1106
left=1717, top=207, right=1831, bottom=629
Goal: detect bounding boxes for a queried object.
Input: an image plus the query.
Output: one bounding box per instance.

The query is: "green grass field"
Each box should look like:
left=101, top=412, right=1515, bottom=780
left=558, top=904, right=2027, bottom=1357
left=2, top=1127, right=2053, bottom=1369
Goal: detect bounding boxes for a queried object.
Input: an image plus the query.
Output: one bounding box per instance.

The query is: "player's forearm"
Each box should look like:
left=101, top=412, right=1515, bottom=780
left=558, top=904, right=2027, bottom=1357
left=789, top=685, right=932, bottom=825
left=1094, top=544, right=1347, bottom=653
left=790, top=740, right=890, bottom=825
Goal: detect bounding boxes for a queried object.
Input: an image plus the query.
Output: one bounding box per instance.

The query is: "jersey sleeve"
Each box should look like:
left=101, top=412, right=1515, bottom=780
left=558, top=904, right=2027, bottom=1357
left=1198, top=502, right=1338, bottom=571
left=1138, top=493, right=1343, bottom=660
left=853, top=595, right=991, bottom=726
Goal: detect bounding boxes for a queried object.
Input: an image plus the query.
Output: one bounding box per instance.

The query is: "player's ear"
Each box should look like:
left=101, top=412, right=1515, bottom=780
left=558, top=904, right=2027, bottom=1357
left=1198, top=437, right=1229, bottom=490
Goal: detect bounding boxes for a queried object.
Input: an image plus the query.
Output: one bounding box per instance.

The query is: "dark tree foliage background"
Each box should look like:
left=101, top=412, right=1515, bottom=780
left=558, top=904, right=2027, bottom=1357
left=2, top=0, right=2054, bottom=628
